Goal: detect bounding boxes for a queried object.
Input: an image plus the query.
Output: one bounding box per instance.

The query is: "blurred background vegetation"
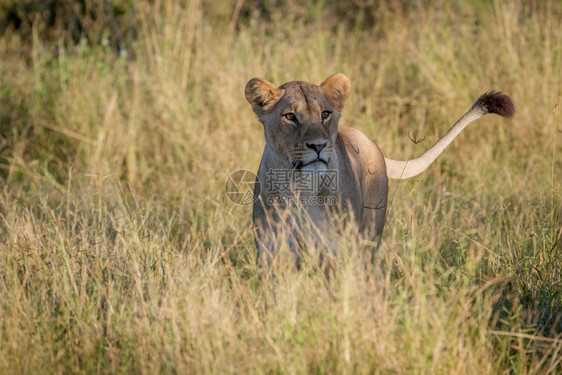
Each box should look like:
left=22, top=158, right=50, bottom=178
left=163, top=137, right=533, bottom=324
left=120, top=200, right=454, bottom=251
left=0, top=0, right=560, bottom=373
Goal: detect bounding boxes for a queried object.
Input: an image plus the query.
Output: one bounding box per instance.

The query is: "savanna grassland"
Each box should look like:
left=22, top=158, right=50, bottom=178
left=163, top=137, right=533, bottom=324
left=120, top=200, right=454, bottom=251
left=0, top=1, right=561, bottom=373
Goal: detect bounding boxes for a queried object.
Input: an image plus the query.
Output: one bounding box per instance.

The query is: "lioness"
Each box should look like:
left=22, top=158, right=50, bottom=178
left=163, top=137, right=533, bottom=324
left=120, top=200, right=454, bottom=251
left=245, top=73, right=514, bottom=261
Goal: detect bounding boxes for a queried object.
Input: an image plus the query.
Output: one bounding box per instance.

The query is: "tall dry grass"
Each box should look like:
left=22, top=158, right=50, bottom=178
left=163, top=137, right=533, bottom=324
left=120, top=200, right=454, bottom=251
left=0, top=0, right=560, bottom=373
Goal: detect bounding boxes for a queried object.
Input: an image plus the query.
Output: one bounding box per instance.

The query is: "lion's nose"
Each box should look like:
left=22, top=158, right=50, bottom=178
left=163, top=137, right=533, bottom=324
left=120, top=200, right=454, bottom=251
left=306, top=141, right=327, bottom=153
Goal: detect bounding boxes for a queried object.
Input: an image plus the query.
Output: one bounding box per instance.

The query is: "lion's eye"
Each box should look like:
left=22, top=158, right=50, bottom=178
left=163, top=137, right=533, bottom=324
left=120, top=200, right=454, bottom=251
left=284, top=113, right=296, bottom=122
left=321, top=110, right=331, bottom=120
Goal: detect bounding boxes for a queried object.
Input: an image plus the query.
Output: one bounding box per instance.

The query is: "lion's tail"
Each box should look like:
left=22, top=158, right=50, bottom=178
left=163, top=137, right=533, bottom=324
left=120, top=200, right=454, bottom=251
left=385, top=91, right=514, bottom=180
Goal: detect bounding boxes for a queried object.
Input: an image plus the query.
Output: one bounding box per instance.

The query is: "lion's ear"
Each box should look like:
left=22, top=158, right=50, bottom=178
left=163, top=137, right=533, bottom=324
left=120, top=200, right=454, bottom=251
left=320, top=73, right=351, bottom=113
left=245, top=78, right=284, bottom=114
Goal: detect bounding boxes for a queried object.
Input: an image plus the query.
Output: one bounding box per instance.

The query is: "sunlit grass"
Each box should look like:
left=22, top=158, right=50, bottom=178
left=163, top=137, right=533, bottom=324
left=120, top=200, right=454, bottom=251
left=0, top=1, right=560, bottom=373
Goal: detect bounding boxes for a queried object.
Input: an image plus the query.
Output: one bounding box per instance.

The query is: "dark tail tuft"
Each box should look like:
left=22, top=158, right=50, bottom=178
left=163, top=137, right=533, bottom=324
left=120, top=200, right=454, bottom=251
left=475, top=91, right=515, bottom=118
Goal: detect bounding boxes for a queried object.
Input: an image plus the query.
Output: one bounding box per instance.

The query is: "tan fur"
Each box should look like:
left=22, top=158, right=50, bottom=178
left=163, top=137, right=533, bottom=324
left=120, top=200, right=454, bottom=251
left=245, top=74, right=514, bottom=261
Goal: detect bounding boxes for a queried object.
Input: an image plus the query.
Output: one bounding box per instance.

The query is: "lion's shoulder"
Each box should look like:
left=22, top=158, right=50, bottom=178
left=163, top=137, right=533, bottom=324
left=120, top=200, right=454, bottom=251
left=337, top=126, right=386, bottom=175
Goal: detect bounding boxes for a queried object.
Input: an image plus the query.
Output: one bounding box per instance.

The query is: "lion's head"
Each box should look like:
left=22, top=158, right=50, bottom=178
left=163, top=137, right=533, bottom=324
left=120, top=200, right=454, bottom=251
left=245, top=73, right=351, bottom=170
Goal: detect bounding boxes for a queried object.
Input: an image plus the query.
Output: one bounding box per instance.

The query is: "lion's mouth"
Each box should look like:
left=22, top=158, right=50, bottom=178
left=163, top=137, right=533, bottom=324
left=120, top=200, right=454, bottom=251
left=291, top=158, right=330, bottom=169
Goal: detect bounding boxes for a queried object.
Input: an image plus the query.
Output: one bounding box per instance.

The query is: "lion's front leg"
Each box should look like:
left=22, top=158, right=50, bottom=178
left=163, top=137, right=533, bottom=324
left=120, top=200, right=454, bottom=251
left=252, top=199, right=304, bottom=267
left=253, top=197, right=334, bottom=268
